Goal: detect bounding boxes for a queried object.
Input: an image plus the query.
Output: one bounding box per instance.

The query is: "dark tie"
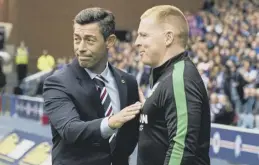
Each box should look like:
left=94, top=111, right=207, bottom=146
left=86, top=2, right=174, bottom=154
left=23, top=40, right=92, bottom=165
left=94, top=75, right=114, bottom=117
left=94, top=75, right=116, bottom=151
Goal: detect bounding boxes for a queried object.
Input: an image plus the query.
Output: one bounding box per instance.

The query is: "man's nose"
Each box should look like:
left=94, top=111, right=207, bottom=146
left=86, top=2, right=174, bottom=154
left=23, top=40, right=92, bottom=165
left=79, top=41, right=87, bottom=52
left=134, top=36, right=141, bottom=48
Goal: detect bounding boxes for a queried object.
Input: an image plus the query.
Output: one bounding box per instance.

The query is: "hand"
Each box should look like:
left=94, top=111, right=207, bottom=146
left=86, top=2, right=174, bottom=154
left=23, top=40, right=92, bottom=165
left=108, top=102, right=142, bottom=129
left=138, top=87, right=146, bottom=105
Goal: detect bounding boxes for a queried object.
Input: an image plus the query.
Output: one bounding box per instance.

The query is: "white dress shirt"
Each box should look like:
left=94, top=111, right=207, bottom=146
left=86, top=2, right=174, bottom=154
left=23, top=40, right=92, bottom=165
left=85, top=63, right=120, bottom=139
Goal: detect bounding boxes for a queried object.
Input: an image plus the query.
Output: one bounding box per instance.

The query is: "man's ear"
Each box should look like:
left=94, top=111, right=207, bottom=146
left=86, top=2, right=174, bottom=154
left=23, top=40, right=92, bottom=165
left=106, top=34, right=117, bottom=49
left=165, top=30, right=174, bottom=46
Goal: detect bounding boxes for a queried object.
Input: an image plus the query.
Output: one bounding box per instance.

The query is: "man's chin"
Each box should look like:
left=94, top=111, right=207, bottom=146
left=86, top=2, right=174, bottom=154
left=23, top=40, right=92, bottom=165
left=141, top=58, right=152, bottom=67
left=78, top=60, right=92, bottom=68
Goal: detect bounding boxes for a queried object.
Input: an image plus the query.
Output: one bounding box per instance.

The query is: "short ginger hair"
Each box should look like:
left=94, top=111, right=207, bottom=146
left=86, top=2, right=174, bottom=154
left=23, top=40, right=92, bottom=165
left=141, top=5, right=189, bottom=47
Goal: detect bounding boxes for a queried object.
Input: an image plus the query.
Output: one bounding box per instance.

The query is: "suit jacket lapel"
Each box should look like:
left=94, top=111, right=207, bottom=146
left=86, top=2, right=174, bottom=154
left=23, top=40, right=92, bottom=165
left=108, top=64, right=128, bottom=110
left=71, top=58, right=105, bottom=117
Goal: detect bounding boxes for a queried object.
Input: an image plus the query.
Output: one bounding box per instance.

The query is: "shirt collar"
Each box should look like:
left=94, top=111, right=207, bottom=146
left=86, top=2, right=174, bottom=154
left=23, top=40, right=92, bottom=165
left=85, top=63, right=109, bottom=80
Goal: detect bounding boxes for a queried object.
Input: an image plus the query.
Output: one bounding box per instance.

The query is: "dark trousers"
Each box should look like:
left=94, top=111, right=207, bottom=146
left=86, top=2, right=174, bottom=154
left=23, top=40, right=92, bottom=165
left=16, top=64, right=28, bottom=85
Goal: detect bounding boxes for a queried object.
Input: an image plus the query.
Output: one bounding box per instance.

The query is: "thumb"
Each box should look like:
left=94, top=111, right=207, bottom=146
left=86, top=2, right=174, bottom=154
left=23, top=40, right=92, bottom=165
left=138, top=87, right=146, bottom=104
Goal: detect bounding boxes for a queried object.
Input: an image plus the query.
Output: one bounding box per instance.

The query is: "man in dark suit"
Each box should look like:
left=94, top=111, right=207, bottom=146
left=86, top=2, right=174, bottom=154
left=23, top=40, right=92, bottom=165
left=43, top=7, right=141, bottom=165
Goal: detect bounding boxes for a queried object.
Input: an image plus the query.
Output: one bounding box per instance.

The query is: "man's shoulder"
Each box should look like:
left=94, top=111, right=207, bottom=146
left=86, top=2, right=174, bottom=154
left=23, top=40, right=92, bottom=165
left=183, top=59, right=202, bottom=82
left=45, top=64, right=72, bottom=85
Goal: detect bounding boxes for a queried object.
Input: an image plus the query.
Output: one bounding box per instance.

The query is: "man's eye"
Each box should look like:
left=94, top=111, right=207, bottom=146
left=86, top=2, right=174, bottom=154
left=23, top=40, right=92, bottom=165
left=87, top=38, right=95, bottom=43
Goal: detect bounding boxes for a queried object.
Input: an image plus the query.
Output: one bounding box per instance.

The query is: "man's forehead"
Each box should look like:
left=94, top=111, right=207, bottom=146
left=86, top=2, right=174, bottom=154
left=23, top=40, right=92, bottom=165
left=137, top=18, right=163, bottom=33
left=74, top=23, right=100, bottom=33
left=138, top=20, right=152, bottom=31
left=139, top=17, right=157, bottom=27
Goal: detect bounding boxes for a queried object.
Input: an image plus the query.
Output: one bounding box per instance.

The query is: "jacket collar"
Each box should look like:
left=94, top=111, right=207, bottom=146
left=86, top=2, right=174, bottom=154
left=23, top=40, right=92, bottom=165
left=71, top=58, right=128, bottom=110
left=150, top=51, right=188, bottom=88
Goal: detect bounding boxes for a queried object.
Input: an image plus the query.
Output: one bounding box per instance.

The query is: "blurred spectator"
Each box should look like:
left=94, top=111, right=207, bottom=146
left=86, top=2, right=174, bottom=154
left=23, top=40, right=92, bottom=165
left=15, top=41, right=29, bottom=85
left=35, top=66, right=59, bottom=96
left=253, top=89, right=259, bottom=114
left=0, top=49, right=11, bottom=63
left=202, top=0, right=215, bottom=12
left=211, top=93, right=235, bottom=125
left=254, top=89, right=259, bottom=128
left=0, top=57, right=6, bottom=92
left=238, top=111, right=255, bottom=129
left=0, top=26, right=5, bottom=51
left=197, top=63, right=210, bottom=90
left=13, top=86, right=23, bottom=95
left=210, top=93, right=220, bottom=122
left=136, top=62, right=150, bottom=87
left=56, top=56, right=67, bottom=69
left=37, top=49, right=55, bottom=71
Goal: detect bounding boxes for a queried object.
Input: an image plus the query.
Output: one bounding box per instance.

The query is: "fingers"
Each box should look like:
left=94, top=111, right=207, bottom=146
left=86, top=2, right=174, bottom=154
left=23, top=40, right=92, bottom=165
left=109, top=101, right=143, bottom=129
left=127, top=104, right=142, bottom=110
left=117, top=105, right=141, bottom=123
left=122, top=103, right=142, bottom=112
left=122, top=106, right=140, bottom=117
left=126, top=109, right=140, bottom=116
left=122, top=115, right=136, bottom=122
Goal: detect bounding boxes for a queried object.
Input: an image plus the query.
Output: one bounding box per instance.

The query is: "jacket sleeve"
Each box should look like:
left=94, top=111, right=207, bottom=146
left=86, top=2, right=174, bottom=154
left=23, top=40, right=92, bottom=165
left=163, top=79, right=203, bottom=165
left=43, top=75, right=103, bottom=144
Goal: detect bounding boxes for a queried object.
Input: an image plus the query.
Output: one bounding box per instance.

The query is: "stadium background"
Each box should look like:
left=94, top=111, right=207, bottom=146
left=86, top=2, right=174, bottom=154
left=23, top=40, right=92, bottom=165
left=0, top=0, right=259, bottom=165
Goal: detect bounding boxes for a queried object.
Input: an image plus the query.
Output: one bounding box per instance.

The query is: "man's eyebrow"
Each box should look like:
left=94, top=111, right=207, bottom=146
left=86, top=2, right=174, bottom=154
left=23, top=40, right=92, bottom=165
left=73, top=33, right=97, bottom=38
left=138, top=32, right=147, bottom=36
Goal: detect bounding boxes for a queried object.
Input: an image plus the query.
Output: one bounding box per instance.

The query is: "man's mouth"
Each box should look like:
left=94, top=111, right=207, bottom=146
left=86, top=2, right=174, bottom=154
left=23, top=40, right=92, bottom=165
left=79, top=55, right=92, bottom=61
left=139, top=51, right=145, bottom=55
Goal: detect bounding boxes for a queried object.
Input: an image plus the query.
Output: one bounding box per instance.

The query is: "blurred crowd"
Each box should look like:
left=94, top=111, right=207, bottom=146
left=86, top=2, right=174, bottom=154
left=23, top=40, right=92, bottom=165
left=186, top=0, right=259, bottom=128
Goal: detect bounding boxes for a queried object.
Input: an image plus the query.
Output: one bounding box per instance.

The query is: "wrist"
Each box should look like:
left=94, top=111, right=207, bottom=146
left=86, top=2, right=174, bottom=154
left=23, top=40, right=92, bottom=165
left=108, top=116, right=116, bottom=130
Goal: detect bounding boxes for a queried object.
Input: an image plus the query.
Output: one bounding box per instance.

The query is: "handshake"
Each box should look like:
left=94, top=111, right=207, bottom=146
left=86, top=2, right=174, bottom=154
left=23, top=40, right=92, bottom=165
left=108, top=87, right=146, bottom=129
